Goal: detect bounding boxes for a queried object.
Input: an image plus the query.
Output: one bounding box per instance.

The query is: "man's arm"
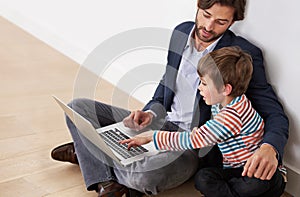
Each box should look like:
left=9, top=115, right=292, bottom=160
left=241, top=42, right=289, bottom=180
left=123, top=23, right=184, bottom=129
left=143, top=22, right=193, bottom=120
left=245, top=46, right=289, bottom=160
left=142, top=75, right=168, bottom=120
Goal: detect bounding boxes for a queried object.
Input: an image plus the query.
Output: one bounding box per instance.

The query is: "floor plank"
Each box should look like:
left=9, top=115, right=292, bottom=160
left=0, top=15, right=145, bottom=197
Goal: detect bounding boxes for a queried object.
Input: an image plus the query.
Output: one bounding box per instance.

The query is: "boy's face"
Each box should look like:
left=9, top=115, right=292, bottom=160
left=198, top=75, right=225, bottom=106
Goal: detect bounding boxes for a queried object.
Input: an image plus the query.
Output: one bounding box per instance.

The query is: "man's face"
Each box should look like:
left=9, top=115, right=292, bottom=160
left=195, top=3, right=235, bottom=44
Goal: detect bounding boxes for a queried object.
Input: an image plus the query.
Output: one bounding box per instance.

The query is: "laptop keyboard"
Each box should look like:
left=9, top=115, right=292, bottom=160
left=99, top=128, right=148, bottom=159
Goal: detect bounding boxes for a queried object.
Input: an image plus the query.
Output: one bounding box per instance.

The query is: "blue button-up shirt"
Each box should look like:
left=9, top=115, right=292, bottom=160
left=166, top=26, right=221, bottom=130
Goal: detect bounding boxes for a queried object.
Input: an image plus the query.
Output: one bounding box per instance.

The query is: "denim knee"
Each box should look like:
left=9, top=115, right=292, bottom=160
left=67, top=98, right=94, bottom=110
left=194, top=168, right=213, bottom=192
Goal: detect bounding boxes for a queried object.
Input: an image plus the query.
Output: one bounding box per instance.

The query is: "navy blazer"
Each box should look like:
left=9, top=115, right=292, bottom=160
left=143, top=22, right=289, bottom=162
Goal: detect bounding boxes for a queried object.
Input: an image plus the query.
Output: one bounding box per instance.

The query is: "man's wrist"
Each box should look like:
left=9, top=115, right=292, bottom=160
left=260, top=143, right=279, bottom=160
left=146, top=110, right=156, bottom=118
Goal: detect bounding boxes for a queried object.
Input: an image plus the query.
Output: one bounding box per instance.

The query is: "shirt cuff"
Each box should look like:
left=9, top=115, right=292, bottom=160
left=146, top=110, right=157, bottom=118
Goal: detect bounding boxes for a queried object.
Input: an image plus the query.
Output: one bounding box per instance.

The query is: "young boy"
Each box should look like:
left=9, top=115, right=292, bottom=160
left=120, top=46, right=274, bottom=196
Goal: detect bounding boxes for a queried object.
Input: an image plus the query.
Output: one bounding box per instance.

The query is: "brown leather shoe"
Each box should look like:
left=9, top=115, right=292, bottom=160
left=51, top=142, right=79, bottom=164
left=97, top=181, right=129, bottom=197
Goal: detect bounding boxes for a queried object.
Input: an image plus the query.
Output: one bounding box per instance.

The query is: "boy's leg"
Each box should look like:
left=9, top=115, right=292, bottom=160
left=194, top=167, right=239, bottom=197
left=229, top=170, right=285, bottom=197
left=198, top=145, right=223, bottom=168
left=195, top=166, right=285, bottom=197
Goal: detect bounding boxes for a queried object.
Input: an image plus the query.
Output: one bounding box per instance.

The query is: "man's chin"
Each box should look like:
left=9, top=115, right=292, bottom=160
left=200, top=36, right=216, bottom=43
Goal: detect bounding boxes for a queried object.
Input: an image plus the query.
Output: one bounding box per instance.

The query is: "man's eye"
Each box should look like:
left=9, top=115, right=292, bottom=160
left=216, top=20, right=227, bottom=26
left=203, top=14, right=210, bottom=18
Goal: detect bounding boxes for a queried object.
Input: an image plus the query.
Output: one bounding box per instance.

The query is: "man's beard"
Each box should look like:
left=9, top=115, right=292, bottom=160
left=195, top=23, right=223, bottom=43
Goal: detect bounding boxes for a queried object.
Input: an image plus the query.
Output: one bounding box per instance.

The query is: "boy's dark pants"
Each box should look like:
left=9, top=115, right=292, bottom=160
left=195, top=146, right=285, bottom=197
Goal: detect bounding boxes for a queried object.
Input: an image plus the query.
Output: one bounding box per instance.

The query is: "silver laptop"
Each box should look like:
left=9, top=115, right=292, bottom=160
left=52, top=96, right=159, bottom=166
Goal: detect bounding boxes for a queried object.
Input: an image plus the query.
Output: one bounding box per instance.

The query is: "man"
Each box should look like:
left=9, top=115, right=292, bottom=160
left=120, top=46, right=286, bottom=197
left=51, top=0, right=289, bottom=196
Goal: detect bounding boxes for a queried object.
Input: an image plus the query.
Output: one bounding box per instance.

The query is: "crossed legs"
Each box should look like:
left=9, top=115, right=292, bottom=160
left=66, top=98, right=200, bottom=195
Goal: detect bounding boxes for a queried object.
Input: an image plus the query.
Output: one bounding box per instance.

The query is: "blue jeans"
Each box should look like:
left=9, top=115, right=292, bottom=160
left=194, top=167, right=285, bottom=197
left=66, top=98, right=199, bottom=195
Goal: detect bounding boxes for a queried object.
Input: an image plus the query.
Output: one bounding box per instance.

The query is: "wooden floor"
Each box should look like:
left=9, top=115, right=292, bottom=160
left=0, top=16, right=292, bottom=197
left=0, top=16, right=201, bottom=197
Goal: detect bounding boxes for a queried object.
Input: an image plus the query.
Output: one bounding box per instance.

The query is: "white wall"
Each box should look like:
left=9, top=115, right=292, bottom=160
left=1, top=0, right=299, bottom=195
left=0, top=0, right=196, bottom=63
left=0, top=0, right=197, bottom=102
left=231, top=1, right=300, bottom=195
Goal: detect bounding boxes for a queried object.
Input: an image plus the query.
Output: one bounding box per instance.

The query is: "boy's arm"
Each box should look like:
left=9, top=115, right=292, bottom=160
left=120, top=107, right=242, bottom=150
left=153, top=107, right=243, bottom=150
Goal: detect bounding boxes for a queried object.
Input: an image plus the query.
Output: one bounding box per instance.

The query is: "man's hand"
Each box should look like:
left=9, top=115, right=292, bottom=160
left=242, top=144, right=278, bottom=180
left=119, top=130, right=154, bottom=150
left=123, top=110, right=153, bottom=131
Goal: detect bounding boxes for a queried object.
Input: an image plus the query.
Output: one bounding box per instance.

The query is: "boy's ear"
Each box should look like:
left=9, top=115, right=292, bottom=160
left=223, top=84, right=232, bottom=96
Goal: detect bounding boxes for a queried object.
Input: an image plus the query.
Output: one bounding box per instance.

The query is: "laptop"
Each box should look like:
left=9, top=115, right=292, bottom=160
left=52, top=96, right=160, bottom=166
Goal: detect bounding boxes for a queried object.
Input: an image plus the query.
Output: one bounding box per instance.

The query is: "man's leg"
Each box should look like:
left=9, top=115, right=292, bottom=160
left=65, top=98, right=131, bottom=190
left=54, top=98, right=200, bottom=195
left=114, top=149, right=199, bottom=195
left=73, top=133, right=199, bottom=195
left=110, top=119, right=199, bottom=195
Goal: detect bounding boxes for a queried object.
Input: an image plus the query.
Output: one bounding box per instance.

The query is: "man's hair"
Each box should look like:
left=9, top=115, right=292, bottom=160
left=197, top=0, right=246, bottom=21
left=198, top=46, right=253, bottom=97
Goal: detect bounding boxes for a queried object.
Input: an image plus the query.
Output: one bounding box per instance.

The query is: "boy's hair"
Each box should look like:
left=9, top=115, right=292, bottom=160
left=197, top=0, right=246, bottom=21
left=198, top=46, right=253, bottom=97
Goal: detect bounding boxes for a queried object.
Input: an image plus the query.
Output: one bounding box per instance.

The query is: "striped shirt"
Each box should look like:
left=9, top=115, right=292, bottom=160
left=153, top=94, right=264, bottom=168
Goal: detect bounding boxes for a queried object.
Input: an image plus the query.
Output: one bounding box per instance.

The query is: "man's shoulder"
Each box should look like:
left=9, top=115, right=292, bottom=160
left=167, top=22, right=194, bottom=52
left=221, top=30, right=262, bottom=54
left=174, top=21, right=194, bottom=33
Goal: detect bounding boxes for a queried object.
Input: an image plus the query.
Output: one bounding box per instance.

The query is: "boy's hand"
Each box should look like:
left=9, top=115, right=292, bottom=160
left=119, top=130, right=155, bottom=150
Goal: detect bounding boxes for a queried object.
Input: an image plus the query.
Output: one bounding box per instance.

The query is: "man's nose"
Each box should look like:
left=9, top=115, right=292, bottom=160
left=205, top=20, right=214, bottom=32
